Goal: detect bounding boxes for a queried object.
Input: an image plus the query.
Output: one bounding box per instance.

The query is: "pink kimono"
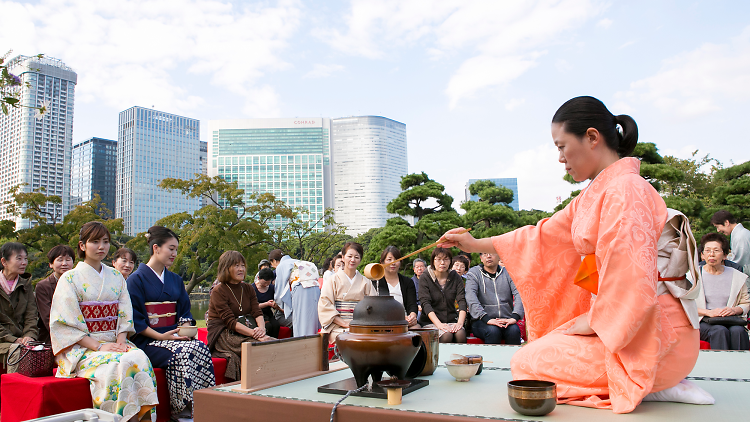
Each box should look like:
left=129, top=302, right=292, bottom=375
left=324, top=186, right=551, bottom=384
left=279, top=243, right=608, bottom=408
left=494, top=157, right=698, bottom=413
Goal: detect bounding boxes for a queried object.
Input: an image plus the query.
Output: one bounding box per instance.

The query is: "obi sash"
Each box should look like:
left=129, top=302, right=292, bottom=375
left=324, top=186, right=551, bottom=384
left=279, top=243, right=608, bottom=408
left=334, top=300, right=358, bottom=323
left=290, top=262, right=321, bottom=289
left=80, top=301, right=119, bottom=332
left=145, top=301, right=177, bottom=328
left=574, top=254, right=690, bottom=296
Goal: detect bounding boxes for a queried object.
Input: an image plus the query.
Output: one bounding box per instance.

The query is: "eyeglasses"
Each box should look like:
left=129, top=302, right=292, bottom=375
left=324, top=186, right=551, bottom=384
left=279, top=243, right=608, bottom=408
left=434, top=257, right=451, bottom=263
left=704, top=249, right=723, bottom=256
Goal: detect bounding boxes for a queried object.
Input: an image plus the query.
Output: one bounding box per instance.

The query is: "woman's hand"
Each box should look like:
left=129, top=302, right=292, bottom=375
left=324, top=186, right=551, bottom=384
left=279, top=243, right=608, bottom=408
left=716, top=306, right=743, bottom=317
left=565, top=314, right=595, bottom=336
left=259, top=300, right=275, bottom=309
left=161, top=328, right=189, bottom=341
left=100, top=342, right=130, bottom=353
left=252, top=326, right=267, bottom=340
left=15, top=336, right=34, bottom=346
left=406, top=313, right=418, bottom=326
left=439, top=228, right=478, bottom=251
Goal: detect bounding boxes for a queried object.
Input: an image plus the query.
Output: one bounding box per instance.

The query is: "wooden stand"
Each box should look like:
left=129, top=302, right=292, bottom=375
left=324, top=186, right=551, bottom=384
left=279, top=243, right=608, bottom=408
left=232, top=333, right=341, bottom=392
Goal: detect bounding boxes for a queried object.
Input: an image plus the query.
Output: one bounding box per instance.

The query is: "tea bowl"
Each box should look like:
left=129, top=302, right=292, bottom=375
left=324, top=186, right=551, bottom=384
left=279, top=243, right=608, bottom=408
left=444, top=361, right=481, bottom=382
left=507, top=380, right=556, bottom=416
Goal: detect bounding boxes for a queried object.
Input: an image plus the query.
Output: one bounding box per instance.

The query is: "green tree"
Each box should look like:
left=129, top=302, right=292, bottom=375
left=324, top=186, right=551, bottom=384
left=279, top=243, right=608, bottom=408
left=361, top=217, right=419, bottom=274
left=5, top=187, right=123, bottom=278
left=702, top=160, right=750, bottom=237
left=461, top=180, right=518, bottom=237
left=273, top=207, right=350, bottom=267
left=386, top=172, right=456, bottom=246
left=143, top=175, right=292, bottom=293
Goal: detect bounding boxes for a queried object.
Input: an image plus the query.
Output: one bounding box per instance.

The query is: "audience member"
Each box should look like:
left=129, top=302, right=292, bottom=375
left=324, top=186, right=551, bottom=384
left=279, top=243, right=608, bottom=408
left=128, top=226, right=215, bottom=422
left=697, top=233, right=750, bottom=350
left=49, top=222, right=157, bottom=421
left=319, top=242, right=375, bottom=342
left=0, top=242, right=38, bottom=373
left=35, top=244, right=75, bottom=344
left=271, top=249, right=320, bottom=337
left=207, top=251, right=274, bottom=381
left=712, top=210, right=750, bottom=275
left=412, top=258, right=426, bottom=314
left=452, top=254, right=471, bottom=278
left=418, top=247, right=467, bottom=343
left=111, top=247, right=137, bottom=280
left=465, top=252, right=524, bottom=345
left=253, top=259, right=271, bottom=284
left=322, top=253, right=342, bottom=286
left=253, top=267, right=281, bottom=338
left=373, top=246, right=420, bottom=328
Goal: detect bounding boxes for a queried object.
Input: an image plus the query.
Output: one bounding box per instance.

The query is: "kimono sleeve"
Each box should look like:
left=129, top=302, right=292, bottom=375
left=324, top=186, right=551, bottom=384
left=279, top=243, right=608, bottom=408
left=126, top=273, right=151, bottom=335
left=49, top=271, right=88, bottom=355
left=318, top=273, right=339, bottom=329
left=492, top=201, right=589, bottom=340
left=115, top=271, right=136, bottom=336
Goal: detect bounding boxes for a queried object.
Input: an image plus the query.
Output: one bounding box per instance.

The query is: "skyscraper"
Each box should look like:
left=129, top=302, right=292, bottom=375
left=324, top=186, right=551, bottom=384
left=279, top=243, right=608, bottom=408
left=117, top=107, right=200, bottom=235
left=199, top=140, right=207, bottom=208
left=0, top=55, right=76, bottom=229
left=332, top=116, right=407, bottom=235
left=208, top=118, right=333, bottom=229
left=71, top=137, right=117, bottom=214
left=465, top=178, right=519, bottom=211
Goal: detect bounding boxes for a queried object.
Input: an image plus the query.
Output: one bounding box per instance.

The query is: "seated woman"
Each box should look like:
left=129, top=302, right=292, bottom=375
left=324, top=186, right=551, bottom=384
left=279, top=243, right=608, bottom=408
left=128, top=226, right=215, bottom=422
left=50, top=222, right=157, bottom=421
left=319, top=242, right=375, bottom=342
left=207, top=251, right=274, bottom=381
left=253, top=267, right=281, bottom=338
left=373, top=246, right=420, bottom=328
left=112, top=247, right=138, bottom=280
left=36, top=245, right=74, bottom=345
left=418, top=247, right=467, bottom=343
left=697, top=232, right=750, bottom=350
left=452, top=254, right=471, bottom=278
left=1, top=242, right=39, bottom=371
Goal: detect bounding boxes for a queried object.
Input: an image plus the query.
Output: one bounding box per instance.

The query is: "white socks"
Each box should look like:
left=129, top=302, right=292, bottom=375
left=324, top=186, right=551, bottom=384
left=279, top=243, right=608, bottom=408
left=642, top=379, right=715, bottom=405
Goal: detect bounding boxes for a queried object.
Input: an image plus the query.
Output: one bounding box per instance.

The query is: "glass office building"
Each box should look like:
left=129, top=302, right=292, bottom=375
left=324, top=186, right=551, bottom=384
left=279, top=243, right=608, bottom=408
left=0, top=56, right=76, bottom=228
left=208, top=118, right=333, bottom=230
left=71, top=137, right=117, bottom=214
left=332, top=116, right=407, bottom=235
left=465, top=178, right=519, bottom=211
left=117, top=107, right=200, bottom=235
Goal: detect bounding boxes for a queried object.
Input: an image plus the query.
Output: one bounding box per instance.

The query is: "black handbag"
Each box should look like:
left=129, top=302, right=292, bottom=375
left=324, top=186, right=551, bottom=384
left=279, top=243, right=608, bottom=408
left=7, top=341, right=54, bottom=377
left=236, top=314, right=258, bottom=329
left=703, top=316, right=748, bottom=327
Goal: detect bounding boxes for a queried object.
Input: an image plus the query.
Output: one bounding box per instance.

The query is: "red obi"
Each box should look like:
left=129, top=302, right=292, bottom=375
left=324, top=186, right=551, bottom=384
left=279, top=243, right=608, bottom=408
left=79, top=301, right=119, bottom=332
left=145, top=301, right=177, bottom=328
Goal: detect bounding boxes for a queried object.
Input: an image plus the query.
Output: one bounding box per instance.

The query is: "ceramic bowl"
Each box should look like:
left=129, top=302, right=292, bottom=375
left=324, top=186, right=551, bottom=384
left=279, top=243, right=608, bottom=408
left=444, top=361, right=481, bottom=382
left=178, top=326, right=198, bottom=338
left=507, top=380, right=556, bottom=416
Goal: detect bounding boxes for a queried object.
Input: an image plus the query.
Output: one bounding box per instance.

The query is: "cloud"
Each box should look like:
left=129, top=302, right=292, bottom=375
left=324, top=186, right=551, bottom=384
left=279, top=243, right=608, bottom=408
left=315, top=0, right=604, bottom=109
left=596, top=18, right=612, bottom=29
left=0, top=0, right=302, bottom=117
left=616, top=26, right=750, bottom=118
left=496, top=142, right=582, bottom=211
left=504, top=98, right=526, bottom=111
left=303, top=63, right=344, bottom=79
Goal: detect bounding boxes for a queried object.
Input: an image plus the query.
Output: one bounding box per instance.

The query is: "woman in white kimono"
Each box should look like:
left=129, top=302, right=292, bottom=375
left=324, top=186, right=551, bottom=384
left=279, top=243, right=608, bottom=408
left=318, top=242, right=376, bottom=342
left=50, top=222, right=158, bottom=421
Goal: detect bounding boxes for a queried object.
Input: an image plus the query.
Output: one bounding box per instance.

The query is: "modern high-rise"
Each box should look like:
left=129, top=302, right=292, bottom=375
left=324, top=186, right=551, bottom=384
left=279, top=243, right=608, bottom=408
left=332, top=116, right=407, bottom=235
left=208, top=118, right=333, bottom=229
left=0, top=55, right=76, bottom=229
left=465, top=178, right=519, bottom=211
left=199, top=140, right=207, bottom=207
left=117, top=107, right=200, bottom=235
left=71, top=137, right=117, bottom=214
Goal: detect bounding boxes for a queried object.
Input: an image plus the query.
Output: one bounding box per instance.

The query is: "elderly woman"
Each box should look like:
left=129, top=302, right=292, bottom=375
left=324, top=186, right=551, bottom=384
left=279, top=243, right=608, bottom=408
left=111, top=247, right=137, bottom=280
left=373, top=246, right=420, bottom=328
left=418, top=247, right=467, bottom=343
left=207, top=251, right=274, bottom=381
left=0, top=242, right=38, bottom=372
left=319, top=242, right=375, bottom=342
left=697, top=232, right=750, bottom=350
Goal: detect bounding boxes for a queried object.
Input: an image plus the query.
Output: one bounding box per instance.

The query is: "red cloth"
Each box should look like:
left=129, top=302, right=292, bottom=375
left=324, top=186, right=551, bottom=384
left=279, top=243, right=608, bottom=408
left=0, top=373, right=91, bottom=422
left=198, top=327, right=208, bottom=344
left=699, top=341, right=710, bottom=350
left=279, top=326, right=292, bottom=339
left=466, top=336, right=485, bottom=344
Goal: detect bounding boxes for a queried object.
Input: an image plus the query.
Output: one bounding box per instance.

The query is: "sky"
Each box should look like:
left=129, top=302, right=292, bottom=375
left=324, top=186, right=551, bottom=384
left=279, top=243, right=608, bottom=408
left=2, top=0, right=749, bottom=213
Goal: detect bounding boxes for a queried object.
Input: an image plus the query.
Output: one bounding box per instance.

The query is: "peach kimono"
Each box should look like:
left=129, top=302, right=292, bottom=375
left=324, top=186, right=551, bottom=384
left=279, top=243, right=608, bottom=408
left=494, top=157, right=699, bottom=413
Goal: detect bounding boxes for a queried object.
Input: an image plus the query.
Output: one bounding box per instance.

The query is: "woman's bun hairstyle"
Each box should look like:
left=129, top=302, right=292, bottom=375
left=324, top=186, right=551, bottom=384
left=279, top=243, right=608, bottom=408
left=552, top=96, right=638, bottom=157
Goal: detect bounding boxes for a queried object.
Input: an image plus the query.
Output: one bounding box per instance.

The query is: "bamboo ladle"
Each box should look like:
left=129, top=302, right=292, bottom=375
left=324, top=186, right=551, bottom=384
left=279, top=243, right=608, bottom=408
left=362, top=228, right=472, bottom=280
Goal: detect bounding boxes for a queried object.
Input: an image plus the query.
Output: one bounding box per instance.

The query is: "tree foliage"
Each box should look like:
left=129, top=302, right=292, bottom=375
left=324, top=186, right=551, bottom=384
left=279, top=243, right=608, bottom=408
left=462, top=179, right=518, bottom=237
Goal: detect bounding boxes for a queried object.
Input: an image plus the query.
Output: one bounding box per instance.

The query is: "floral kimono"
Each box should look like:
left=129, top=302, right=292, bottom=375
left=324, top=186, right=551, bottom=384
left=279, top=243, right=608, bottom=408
left=318, top=270, right=375, bottom=342
left=50, top=262, right=158, bottom=421
left=495, top=158, right=699, bottom=413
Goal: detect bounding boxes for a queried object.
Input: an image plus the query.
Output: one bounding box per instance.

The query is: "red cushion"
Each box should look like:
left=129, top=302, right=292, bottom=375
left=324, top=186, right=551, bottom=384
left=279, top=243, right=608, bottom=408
left=278, top=326, right=292, bottom=339
left=517, top=318, right=527, bottom=342
left=0, top=373, right=92, bottom=422
left=467, top=336, right=485, bottom=344
left=197, top=327, right=208, bottom=344
left=699, top=340, right=711, bottom=350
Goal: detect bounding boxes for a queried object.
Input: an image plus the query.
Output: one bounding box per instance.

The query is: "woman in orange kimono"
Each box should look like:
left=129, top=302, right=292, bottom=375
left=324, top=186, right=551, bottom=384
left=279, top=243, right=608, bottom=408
left=442, top=96, right=704, bottom=413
